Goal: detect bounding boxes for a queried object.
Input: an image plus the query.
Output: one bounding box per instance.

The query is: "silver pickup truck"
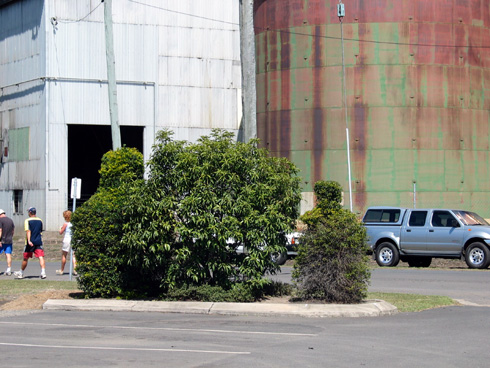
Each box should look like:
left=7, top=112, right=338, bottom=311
left=362, top=206, right=490, bottom=269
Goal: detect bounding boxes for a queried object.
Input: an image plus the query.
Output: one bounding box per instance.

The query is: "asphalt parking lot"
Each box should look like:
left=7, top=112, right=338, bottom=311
left=2, top=263, right=490, bottom=367
left=1, top=304, right=490, bottom=367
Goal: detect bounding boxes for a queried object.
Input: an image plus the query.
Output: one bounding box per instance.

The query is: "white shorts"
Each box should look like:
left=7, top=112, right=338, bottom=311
left=62, top=240, right=71, bottom=253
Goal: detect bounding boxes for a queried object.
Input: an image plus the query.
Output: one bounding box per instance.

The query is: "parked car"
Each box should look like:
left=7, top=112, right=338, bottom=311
left=362, top=206, right=490, bottom=269
left=234, top=232, right=302, bottom=266
left=270, top=232, right=302, bottom=265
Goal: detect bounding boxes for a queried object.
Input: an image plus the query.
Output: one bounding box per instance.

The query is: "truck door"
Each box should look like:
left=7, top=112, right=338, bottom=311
left=401, top=210, right=428, bottom=253
left=427, top=210, right=464, bottom=255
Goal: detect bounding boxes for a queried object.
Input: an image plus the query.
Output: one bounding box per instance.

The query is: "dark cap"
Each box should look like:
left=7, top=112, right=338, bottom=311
left=28, top=207, right=36, bottom=214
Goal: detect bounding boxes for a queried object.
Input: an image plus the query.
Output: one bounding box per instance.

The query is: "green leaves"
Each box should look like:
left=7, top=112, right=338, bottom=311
left=98, top=147, right=144, bottom=189
left=300, top=180, right=343, bottom=227
left=74, top=129, right=302, bottom=300
left=131, top=129, right=301, bottom=290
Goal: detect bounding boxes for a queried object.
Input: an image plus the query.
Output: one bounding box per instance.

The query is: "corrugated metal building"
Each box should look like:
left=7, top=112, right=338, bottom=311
left=255, top=0, right=490, bottom=218
left=0, top=0, right=242, bottom=230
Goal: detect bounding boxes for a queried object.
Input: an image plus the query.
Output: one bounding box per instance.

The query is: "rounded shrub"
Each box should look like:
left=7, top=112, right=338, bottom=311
left=293, top=180, right=371, bottom=304
left=72, top=147, right=144, bottom=298
left=293, top=209, right=370, bottom=303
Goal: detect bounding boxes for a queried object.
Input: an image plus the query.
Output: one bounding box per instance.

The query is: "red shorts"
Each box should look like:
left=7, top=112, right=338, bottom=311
left=23, top=249, right=45, bottom=259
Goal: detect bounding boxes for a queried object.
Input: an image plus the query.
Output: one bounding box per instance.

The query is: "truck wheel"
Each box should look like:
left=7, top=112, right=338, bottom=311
left=375, top=242, right=400, bottom=267
left=465, top=242, right=490, bottom=269
left=271, top=251, right=288, bottom=266
left=407, top=257, right=432, bottom=268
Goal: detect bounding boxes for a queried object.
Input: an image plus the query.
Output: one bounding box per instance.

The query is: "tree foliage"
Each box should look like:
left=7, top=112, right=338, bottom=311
left=73, top=130, right=302, bottom=299
left=98, top=147, right=145, bottom=188
left=122, top=129, right=302, bottom=294
left=300, top=180, right=343, bottom=226
left=293, top=180, right=370, bottom=303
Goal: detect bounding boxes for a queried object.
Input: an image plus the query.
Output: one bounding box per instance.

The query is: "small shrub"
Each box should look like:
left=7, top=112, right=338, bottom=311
left=293, top=209, right=370, bottom=303
left=161, top=280, right=292, bottom=303
left=260, top=280, right=294, bottom=297
left=163, top=284, right=254, bottom=303
left=300, top=181, right=343, bottom=226
left=98, top=147, right=144, bottom=188
left=293, top=181, right=371, bottom=304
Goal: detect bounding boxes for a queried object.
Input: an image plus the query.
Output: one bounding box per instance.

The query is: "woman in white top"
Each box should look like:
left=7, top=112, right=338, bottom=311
left=56, top=210, right=76, bottom=275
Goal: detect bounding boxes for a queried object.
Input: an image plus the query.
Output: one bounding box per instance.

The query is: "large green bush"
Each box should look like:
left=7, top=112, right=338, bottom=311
left=73, top=130, right=302, bottom=300
left=122, top=129, right=302, bottom=295
left=293, top=180, right=370, bottom=303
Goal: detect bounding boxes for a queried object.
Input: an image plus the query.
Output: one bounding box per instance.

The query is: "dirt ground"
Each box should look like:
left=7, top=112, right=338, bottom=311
left=370, top=257, right=468, bottom=270
left=0, top=290, right=84, bottom=311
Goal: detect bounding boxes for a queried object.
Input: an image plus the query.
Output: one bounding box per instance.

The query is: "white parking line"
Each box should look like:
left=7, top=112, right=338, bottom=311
left=0, top=342, right=250, bottom=355
left=0, top=321, right=317, bottom=336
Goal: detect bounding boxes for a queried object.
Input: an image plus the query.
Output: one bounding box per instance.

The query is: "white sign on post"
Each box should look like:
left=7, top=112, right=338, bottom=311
left=71, top=178, right=82, bottom=199
left=69, top=177, right=81, bottom=281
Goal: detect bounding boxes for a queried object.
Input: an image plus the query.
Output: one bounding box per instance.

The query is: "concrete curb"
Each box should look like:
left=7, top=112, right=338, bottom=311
left=43, top=299, right=398, bottom=318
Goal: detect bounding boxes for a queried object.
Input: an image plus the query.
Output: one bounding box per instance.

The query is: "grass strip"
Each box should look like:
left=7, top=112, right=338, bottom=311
left=0, top=280, right=458, bottom=313
left=0, top=280, right=80, bottom=298
left=368, top=292, right=458, bottom=313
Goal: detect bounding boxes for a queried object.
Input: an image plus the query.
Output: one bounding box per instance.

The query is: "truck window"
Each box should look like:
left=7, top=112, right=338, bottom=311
left=409, top=211, right=427, bottom=226
left=363, top=209, right=400, bottom=223
left=453, top=211, right=489, bottom=226
left=432, top=211, right=457, bottom=227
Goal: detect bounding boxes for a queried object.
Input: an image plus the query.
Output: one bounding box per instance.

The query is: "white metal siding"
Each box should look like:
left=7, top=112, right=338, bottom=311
left=1, top=0, right=242, bottom=229
left=46, top=1, right=241, bottom=134
left=0, top=0, right=47, bottom=230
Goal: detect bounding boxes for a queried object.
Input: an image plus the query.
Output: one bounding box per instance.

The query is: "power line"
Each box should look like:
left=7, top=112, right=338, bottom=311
left=254, top=25, right=490, bottom=50
left=54, top=0, right=490, bottom=50
left=128, top=0, right=239, bottom=26
left=57, top=1, right=104, bottom=23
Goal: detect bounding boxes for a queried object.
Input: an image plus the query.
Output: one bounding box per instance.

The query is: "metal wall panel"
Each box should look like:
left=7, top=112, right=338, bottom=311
left=255, top=0, right=490, bottom=217
left=45, top=0, right=241, bottom=134
left=0, top=0, right=44, bottom=84
left=1, top=0, right=241, bottom=229
left=0, top=0, right=46, bottom=230
left=47, top=81, right=154, bottom=126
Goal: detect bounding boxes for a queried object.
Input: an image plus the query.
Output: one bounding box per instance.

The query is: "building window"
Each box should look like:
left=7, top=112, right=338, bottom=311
left=8, top=127, right=30, bottom=162
left=13, top=190, right=23, bottom=215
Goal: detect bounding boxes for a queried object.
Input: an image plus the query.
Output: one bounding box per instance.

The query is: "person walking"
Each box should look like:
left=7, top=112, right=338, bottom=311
left=0, top=209, right=15, bottom=276
left=56, top=210, right=76, bottom=276
left=14, top=207, right=46, bottom=279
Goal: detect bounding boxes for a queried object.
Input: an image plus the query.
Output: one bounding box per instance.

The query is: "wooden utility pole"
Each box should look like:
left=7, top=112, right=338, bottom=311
left=104, top=0, right=121, bottom=150
left=239, top=0, right=257, bottom=142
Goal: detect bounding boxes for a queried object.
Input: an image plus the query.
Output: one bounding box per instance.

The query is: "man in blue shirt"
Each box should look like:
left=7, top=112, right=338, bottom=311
left=14, top=207, right=46, bottom=279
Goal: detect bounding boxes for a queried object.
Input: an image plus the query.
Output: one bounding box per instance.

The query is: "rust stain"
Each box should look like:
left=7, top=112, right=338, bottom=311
left=352, top=26, right=368, bottom=203
left=279, top=27, right=291, bottom=160
left=268, top=29, right=279, bottom=72
left=280, top=28, right=291, bottom=70
left=312, top=25, right=324, bottom=184
left=352, top=100, right=368, bottom=199
left=254, top=0, right=490, bottom=217
left=279, top=109, right=291, bottom=160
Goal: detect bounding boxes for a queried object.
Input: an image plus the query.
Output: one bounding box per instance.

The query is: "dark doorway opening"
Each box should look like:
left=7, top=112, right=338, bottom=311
left=68, top=125, right=144, bottom=208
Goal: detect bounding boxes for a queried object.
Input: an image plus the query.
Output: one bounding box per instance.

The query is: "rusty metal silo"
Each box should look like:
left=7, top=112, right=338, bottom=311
left=254, top=0, right=490, bottom=217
